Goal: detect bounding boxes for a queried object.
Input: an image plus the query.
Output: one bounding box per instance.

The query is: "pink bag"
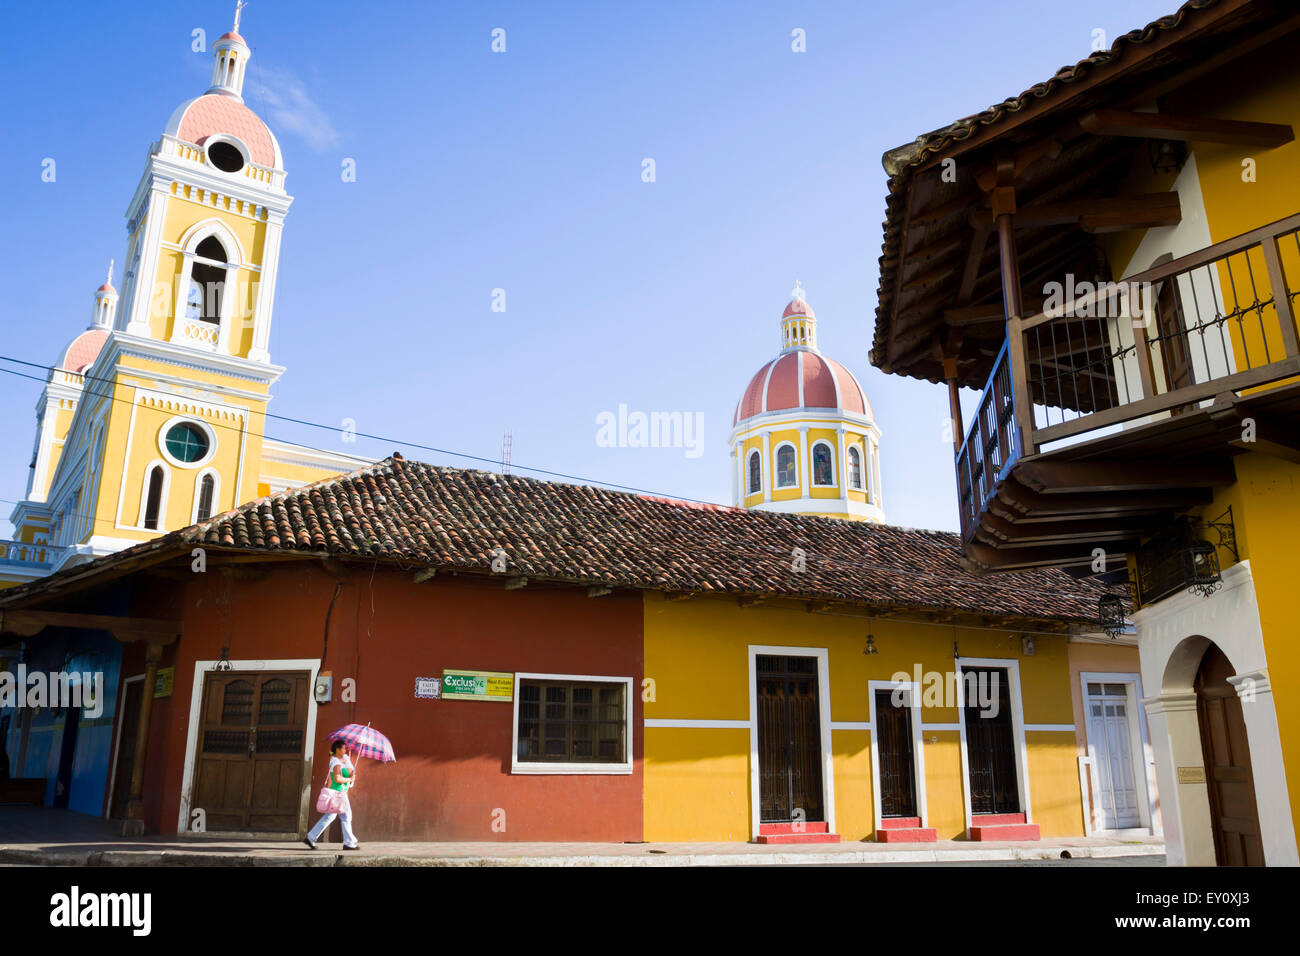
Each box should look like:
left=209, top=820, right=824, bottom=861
left=316, top=772, right=345, bottom=814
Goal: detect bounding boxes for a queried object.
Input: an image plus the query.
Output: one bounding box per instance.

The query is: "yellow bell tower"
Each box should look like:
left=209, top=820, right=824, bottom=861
left=1, top=7, right=369, bottom=586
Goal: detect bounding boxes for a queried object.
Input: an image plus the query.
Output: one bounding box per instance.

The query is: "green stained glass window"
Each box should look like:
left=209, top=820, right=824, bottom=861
left=165, top=422, right=209, bottom=463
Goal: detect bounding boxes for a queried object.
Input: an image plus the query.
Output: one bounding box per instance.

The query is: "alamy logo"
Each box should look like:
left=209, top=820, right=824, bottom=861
left=50, top=886, right=151, bottom=936
left=891, top=666, right=1001, bottom=718
left=595, top=404, right=704, bottom=459
left=0, top=667, right=103, bottom=719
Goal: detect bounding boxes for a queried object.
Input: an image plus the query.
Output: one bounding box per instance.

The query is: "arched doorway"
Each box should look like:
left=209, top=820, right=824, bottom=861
left=1194, top=644, right=1264, bottom=866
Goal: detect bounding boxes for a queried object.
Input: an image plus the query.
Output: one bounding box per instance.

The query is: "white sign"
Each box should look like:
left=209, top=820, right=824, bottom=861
left=415, top=676, right=441, bottom=699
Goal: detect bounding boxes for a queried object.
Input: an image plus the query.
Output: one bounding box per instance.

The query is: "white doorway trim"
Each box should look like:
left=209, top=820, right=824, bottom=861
left=868, top=679, right=927, bottom=830
left=176, top=658, right=321, bottom=834
left=955, top=657, right=1030, bottom=829
left=1079, top=670, right=1159, bottom=835
left=747, top=645, right=835, bottom=840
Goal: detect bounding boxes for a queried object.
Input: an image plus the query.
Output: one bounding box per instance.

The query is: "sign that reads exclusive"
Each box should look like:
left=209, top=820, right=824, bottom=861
left=442, top=669, right=514, bottom=702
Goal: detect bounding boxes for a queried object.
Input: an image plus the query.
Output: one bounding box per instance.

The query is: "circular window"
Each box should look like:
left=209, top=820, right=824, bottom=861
left=164, top=422, right=211, bottom=463
left=207, top=140, right=245, bottom=173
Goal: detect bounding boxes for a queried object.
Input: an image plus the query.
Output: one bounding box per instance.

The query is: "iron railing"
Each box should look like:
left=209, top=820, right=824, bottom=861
left=955, top=212, right=1300, bottom=541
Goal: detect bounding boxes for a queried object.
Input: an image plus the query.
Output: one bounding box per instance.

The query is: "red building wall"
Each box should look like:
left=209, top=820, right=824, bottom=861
left=122, top=561, right=644, bottom=841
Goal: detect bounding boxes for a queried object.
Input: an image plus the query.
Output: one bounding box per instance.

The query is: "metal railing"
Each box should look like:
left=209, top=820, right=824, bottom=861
left=954, top=212, right=1300, bottom=541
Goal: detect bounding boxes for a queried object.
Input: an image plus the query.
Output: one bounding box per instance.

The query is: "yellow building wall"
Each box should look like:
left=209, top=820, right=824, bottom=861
left=642, top=591, right=1085, bottom=841
left=738, top=420, right=872, bottom=515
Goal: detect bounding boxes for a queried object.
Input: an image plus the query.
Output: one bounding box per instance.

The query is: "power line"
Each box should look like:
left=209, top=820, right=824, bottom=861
left=0, top=354, right=1119, bottom=608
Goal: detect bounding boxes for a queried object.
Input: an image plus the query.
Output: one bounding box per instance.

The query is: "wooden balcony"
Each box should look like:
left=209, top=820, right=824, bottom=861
left=956, top=212, right=1300, bottom=572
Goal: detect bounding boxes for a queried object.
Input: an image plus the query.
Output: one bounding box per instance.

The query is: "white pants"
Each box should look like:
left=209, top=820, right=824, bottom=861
left=308, top=794, right=357, bottom=847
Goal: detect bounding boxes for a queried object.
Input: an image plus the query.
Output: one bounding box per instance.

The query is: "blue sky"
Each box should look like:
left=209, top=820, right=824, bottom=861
left=0, top=0, right=1180, bottom=536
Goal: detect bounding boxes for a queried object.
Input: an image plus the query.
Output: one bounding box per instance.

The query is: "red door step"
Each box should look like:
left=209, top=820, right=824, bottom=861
left=879, top=817, right=922, bottom=829
left=968, top=813, right=1040, bottom=841
left=971, top=813, right=1026, bottom=826
left=876, top=827, right=937, bottom=843
left=756, top=821, right=841, bottom=844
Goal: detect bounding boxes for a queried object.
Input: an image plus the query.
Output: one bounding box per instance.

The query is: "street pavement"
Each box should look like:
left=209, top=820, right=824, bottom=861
left=0, top=804, right=1167, bottom=867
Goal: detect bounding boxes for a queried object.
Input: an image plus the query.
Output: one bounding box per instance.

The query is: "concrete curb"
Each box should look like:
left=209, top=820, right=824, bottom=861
left=1, top=842, right=1165, bottom=867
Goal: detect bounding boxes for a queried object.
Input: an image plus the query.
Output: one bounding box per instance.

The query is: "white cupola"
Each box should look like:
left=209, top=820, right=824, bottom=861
left=207, top=2, right=252, bottom=101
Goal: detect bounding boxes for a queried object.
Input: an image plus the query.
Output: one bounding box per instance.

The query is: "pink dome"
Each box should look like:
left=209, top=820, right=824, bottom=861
left=169, top=93, right=279, bottom=168
left=783, top=298, right=815, bottom=319
left=218, top=31, right=247, bottom=44
left=96, top=282, right=115, bottom=293
left=733, top=350, right=873, bottom=426
left=60, top=330, right=109, bottom=374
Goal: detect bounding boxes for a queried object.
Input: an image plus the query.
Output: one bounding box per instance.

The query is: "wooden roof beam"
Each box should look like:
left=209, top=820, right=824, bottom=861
left=1080, top=108, right=1292, bottom=148
left=971, top=193, right=1181, bottom=232
left=1015, top=458, right=1235, bottom=494
left=0, top=609, right=181, bottom=644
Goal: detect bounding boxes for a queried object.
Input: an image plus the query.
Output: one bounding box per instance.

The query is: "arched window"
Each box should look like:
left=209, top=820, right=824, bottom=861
left=848, top=445, right=863, bottom=489
left=747, top=450, right=762, bottom=495
left=143, top=465, right=165, bottom=530
left=187, top=236, right=228, bottom=324
left=775, top=444, right=796, bottom=488
left=196, top=473, right=216, bottom=522
left=812, top=442, right=834, bottom=486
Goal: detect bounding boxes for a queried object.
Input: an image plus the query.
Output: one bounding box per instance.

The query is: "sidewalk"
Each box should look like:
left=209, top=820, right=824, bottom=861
left=0, top=805, right=1165, bottom=867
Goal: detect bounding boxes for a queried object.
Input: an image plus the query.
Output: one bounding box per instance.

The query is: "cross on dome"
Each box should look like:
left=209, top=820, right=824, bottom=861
left=792, top=279, right=806, bottom=302
left=233, top=0, right=247, bottom=33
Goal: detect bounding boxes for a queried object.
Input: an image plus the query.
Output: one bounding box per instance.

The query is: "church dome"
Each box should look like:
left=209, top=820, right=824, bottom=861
left=59, top=330, right=109, bottom=374
left=733, top=351, right=872, bottom=426
left=165, top=94, right=282, bottom=169
left=782, top=297, right=814, bottom=319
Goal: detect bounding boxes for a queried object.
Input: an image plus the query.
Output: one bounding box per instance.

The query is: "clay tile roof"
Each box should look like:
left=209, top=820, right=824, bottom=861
left=164, top=456, right=1108, bottom=625
left=176, top=94, right=277, bottom=167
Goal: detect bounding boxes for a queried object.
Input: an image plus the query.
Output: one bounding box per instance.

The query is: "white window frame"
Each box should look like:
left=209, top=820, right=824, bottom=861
left=955, top=657, right=1031, bottom=829
left=137, top=459, right=171, bottom=531
left=773, top=441, right=798, bottom=489
left=810, top=439, right=837, bottom=487
left=847, top=444, right=864, bottom=490
left=747, top=645, right=836, bottom=839
left=868, top=679, right=928, bottom=831
left=510, top=672, right=634, bottom=775
left=203, top=134, right=250, bottom=176
left=746, top=449, right=762, bottom=495
left=158, top=415, right=217, bottom=470
left=191, top=467, right=221, bottom=523
left=171, top=219, right=245, bottom=354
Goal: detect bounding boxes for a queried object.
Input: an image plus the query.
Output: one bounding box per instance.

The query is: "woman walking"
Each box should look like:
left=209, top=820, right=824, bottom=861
left=304, top=739, right=360, bottom=850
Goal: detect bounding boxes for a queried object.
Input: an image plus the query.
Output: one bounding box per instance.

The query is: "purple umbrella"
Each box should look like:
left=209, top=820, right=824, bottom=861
left=326, top=722, right=396, bottom=763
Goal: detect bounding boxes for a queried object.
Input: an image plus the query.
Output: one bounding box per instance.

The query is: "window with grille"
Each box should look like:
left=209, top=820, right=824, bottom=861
left=513, top=676, right=631, bottom=772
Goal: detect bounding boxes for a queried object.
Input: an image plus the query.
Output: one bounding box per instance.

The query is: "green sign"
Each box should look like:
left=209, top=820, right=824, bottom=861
left=442, top=669, right=514, bottom=702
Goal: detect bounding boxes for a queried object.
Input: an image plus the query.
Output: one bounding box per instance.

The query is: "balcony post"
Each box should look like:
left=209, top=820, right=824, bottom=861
left=943, top=358, right=963, bottom=454
left=993, top=164, right=1036, bottom=456
left=1261, top=237, right=1300, bottom=357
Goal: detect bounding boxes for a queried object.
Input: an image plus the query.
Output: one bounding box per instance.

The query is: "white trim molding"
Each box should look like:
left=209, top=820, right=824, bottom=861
left=868, top=679, right=928, bottom=831
left=177, top=658, right=322, bottom=834
left=747, top=645, right=836, bottom=840
left=510, top=672, right=634, bottom=775
left=955, top=657, right=1031, bottom=829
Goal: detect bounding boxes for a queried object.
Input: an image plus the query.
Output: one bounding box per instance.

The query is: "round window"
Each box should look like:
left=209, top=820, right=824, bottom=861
left=207, top=140, right=245, bottom=173
left=165, top=422, right=210, bottom=463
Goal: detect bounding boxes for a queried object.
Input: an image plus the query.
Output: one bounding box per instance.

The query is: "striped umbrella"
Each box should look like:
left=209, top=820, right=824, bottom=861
left=326, top=722, right=396, bottom=763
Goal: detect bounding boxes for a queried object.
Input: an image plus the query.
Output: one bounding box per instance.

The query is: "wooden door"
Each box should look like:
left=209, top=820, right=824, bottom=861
left=1196, top=646, right=1264, bottom=866
left=108, top=679, right=144, bottom=818
left=963, top=667, right=1019, bottom=814
left=875, top=690, right=917, bottom=818
left=757, top=655, right=824, bottom=823
left=192, top=671, right=310, bottom=832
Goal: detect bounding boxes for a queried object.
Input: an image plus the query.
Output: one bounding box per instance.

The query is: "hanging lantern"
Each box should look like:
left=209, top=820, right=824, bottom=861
left=1098, top=594, right=1125, bottom=638
left=863, top=633, right=877, bottom=656
left=1185, top=539, right=1221, bottom=597
left=215, top=645, right=233, bottom=672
